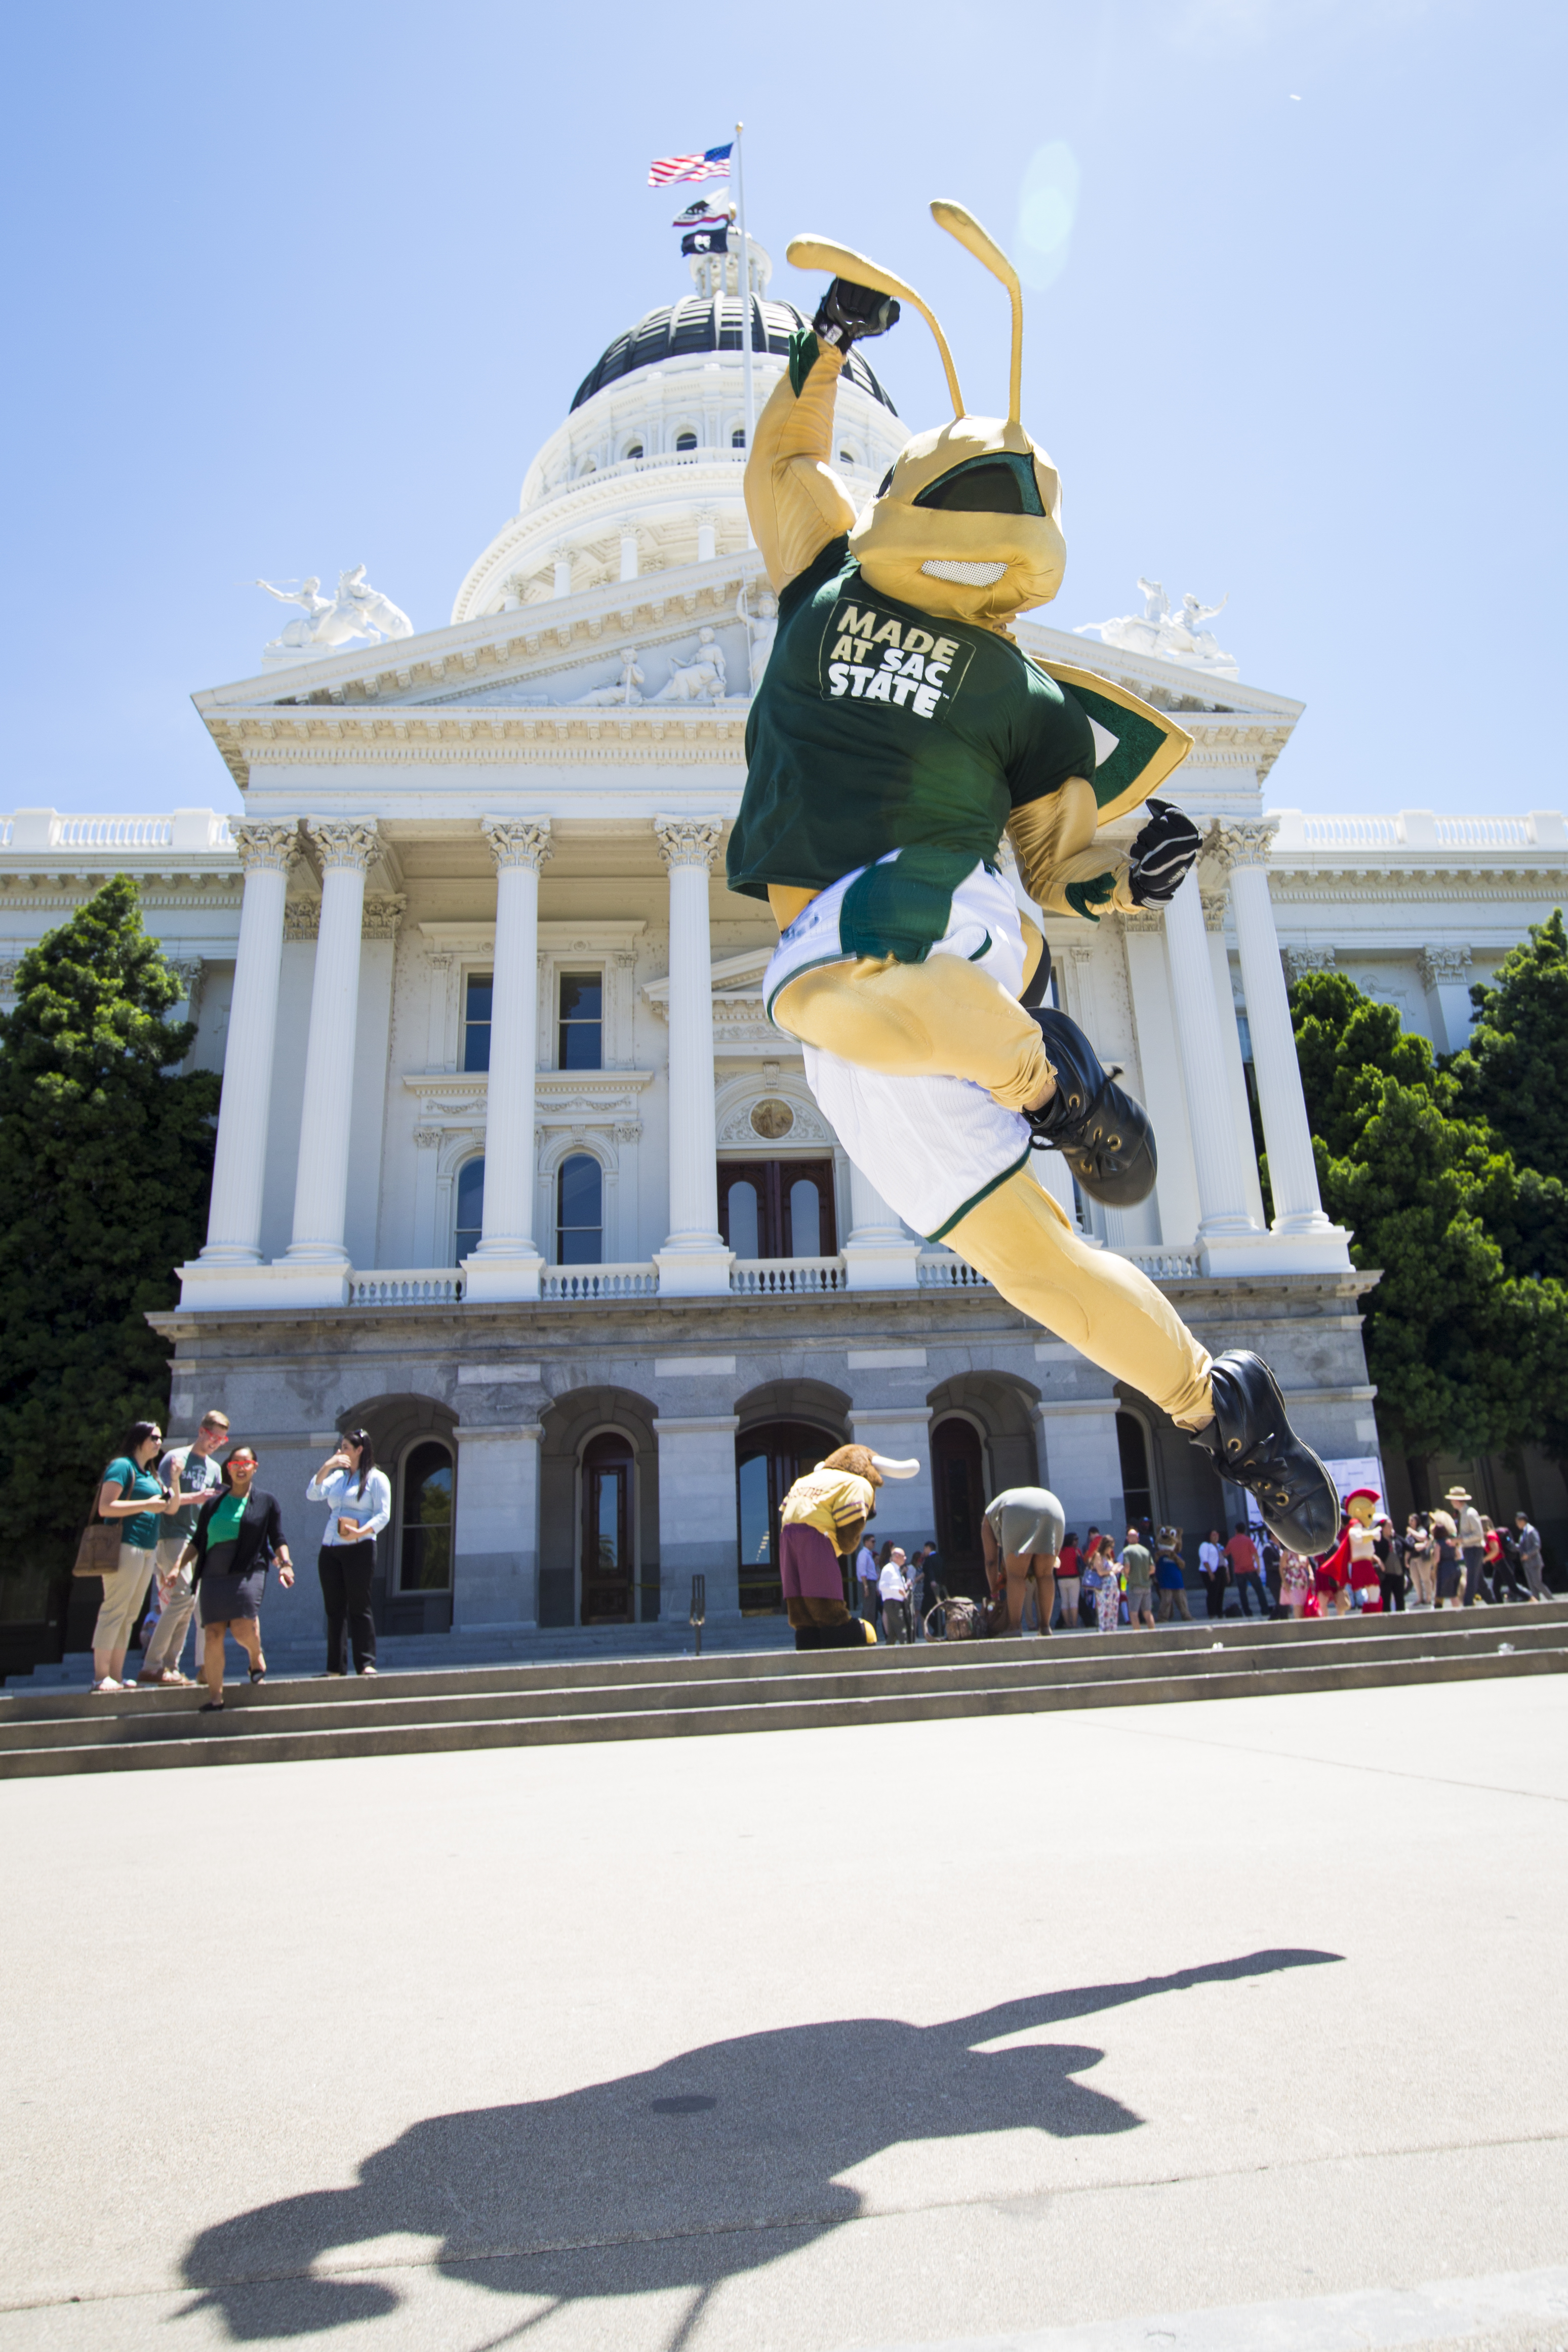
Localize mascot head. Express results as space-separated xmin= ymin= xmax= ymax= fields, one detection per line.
xmin=1345 ymin=1488 xmax=1380 ymax=1529
xmin=788 ymin=201 xmax=1066 ymax=629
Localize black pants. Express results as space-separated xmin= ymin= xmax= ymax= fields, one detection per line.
xmin=1234 ymin=1571 xmax=1270 ymax=1618
xmin=319 ymin=1540 xmax=377 ymax=1673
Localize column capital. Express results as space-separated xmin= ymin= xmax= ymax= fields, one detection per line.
xmin=1206 ymin=818 xmax=1279 ymax=873
xmin=482 ymin=817 xmax=553 ymax=873
xmin=654 ymin=815 xmax=724 ymax=873
xmin=363 ymin=893 xmax=407 ymax=939
xmin=307 ymin=818 xmax=379 ymax=871
xmin=1119 ymin=909 xmax=1165 ymax=936
xmin=1420 ymin=942 xmax=1472 ymax=987
xmin=233 ymin=820 xmax=300 ymax=876
xmin=1285 ymin=944 xmax=1337 ymax=983
xmin=1200 ymin=891 xmax=1229 ymax=934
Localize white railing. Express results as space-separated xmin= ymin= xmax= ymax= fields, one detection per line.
xmin=59 ymin=816 xmax=174 ymax=848
xmin=1435 ymin=815 xmax=1533 ymax=847
xmin=1297 ymin=815 xmax=1400 ymax=848
xmin=917 ymin=1251 xmax=990 ymax=1289
xmin=0 ymin=810 xmax=235 ymax=854
xmin=349 ymin=1269 xmax=466 ymax=1306
xmin=1122 ymin=1245 xmax=1202 ymax=1279
xmin=730 ymin=1256 xmax=847 ymax=1295
xmin=540 ymin=1262 xmax=660 ymax=1300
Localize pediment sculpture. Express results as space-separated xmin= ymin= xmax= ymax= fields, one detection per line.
xmin=1075 ymin=577 xmax=1239 ymax=679
xmin=256 ymin=565 xmax=414 ymax=664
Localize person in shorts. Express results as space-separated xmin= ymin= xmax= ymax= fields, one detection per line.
xmin=1122 ymin=1527 xmax=1156 ymax=1628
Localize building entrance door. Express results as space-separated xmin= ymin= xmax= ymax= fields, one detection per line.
xmin=932 ymin=1415 xmax=987 ymax=1600
xmin=581 ymin=1431 xmax=634 ymax=1624
xmin=735 ymin=1420 xmax=844 ymax=1616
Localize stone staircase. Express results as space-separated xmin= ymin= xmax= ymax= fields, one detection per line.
xmin=2 ymin=1603 xmax=1563 ymax=1779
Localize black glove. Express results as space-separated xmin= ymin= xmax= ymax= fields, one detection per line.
xmin=813 ymin=278 xmax=901 ymax=351
xmin=1127 ymin=799 xmax=1202 ymax=906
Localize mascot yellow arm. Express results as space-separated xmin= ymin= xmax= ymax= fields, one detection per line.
xmin=1007 ymin=783 xmax=1138 ymax=923
xmin=745 ymin=343 xmax=860 ymax=593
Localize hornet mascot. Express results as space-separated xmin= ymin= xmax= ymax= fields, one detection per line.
xmin=728 ymin=200 xmax=1338 ymax=1563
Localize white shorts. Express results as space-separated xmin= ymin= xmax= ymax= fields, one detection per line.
xmin=765 ymin=855 xmax=1033 ymax=1242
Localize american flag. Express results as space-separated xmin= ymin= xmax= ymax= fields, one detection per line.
xmin=647 ymin=141 xmax=733 ymax=188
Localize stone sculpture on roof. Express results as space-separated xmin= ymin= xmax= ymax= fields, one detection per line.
xmin=652 ymin=627 xmax=729 ymax=703
xmin=1075 ymin=578 xmax=1239 ymax=679
xmin=255 ymin=566 xmax=414 ymax=665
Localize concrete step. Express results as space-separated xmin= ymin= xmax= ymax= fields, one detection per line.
xmin=2 ymin=1604 xmax=1562 ymax=1778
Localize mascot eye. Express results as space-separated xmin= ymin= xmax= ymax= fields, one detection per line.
xmin=914 ymin=452 xmax=1046 ymax=517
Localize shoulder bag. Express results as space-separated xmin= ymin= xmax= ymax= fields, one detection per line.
xmin=73 ymin=1469 xmax=128 ymax=1579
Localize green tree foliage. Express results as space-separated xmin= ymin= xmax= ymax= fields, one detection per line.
xmin=1286 ymin=971 xmax=1568 ymax=1464
xmin=0 ymin=878 xmax=218 ymax=1584
xmin=1450 ymin=909 xmax=1568 ymax=1176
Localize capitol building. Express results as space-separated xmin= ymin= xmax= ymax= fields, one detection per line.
xmin=6 ymin=237 xmax=1565 ymax=1641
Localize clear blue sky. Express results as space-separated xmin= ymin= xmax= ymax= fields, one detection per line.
xmin=4 ymin=0 xmax=1561 ymax=818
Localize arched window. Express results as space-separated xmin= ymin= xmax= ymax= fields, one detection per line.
xmin=582 ymin=1430 xmax=634 ymax=1624
xmin=726 ymin=1179 xmax=759 ymax=1259
xmin=399 ymin=1441 xmax=453 ymax=1593
xmin=931 ymin=1416 xmax=986 ymax=1600
xmin=455 ymin=1157 xmax=484 ymax=1263
xmin=788 ymin=1178 xmax=822 ymax=1258
xmin=556 ymin=1153 xmax=602 ymax=1264
xmin=838 ymin=448 xmax=857 ymax=466
xmin=1116 ymin=1412 xmax=1154 ymax=1533
xmin=731 ymin=427 xmax=746 ymax=448
xmin=675 ymin=429 xmax=698 ymax=451
xmin=624 ymin=440 xmax=644 ymax=461
xmin=735 ymin=1420 xmax=842 ymax=1616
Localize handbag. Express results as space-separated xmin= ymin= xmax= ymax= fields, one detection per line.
xmin=72 ymin=1471 xmax=126 ymax=1580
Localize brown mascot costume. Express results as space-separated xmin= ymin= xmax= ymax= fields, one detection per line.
xmin=728 ymin=200 xmax=1338 ymax=1558
xmin=778 ymin=1444 xmax=920 ymax=1648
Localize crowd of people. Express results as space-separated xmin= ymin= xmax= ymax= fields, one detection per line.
xmin=851 ymin=1496 xmax=1553 ymax=1641
xmin=87 ymin=1410 xmax=392 ymax=1701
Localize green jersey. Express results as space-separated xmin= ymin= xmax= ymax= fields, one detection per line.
xmin=728 ymin=537 xmax=1096 ymax=905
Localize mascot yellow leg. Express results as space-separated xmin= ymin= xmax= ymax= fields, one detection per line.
xmin=947 ymin=1166 xmax=1214 ymax=1429
xmin=775 ymin=952 xmax=1053 ymax=1112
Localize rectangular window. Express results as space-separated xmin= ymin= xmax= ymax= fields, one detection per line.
xmin=463 ymin=974 xmax=493 ymax=1072
xmin=558 ymin=971 xmax=603 ymax=1069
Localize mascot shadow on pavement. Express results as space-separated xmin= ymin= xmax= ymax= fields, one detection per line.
xmin=180 ymin=1949 xmax=1338 ymax=2342
xmin=731 ymin=199 xmax=1340 ymax=1568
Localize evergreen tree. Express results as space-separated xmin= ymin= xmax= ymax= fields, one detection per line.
xmin=0 ymin=878 xmax=218 ymax=1586
xmin=1450 ymin=908 xmax=1568 ymax=1175
xmin=1286 ymin=970 xmax=1568 ymax=1468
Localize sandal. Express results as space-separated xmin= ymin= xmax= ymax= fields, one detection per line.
xmin=200 ymin=1699 xmax=225 ymax=1712
xmin=249 ymin=1665 xmax=266 ymax=1684
xmin=90 ymin=1678 xmax=122 ymax=1694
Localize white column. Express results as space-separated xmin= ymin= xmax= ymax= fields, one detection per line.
xmin=282 ymin=821 xmax=378 ymax=1295
xmin=465 ymin=819 xmax=551 ymax=1303
xmin=1204 ymin=894 xmax=1268 ymax=1231
xmin=452 ymin=1422 xmax=542 ymax=1629
xmin=1032 ymin=1396 xmax=1125 ymax=1541
xmin=619 ymin=531 xmax=639 ymax=583
xmin=1421 ymin=942 xmax=1476 ymax=1056
xmin=1220 ymin=823 xmax=1351 ymax=1268
xmin=849 ymin=1406 xmax=936 ymax=1552
xmin=1122 ymin=915 xmax=1200 ymax=1247
xmin=654 ymin=1413 xmax=741 ymax=1622
xmin=653 ymin=816 xmax=733 ymax=1295
xmin=552 ymin=547 xmax=573 ymax=599
xmin=1162 ymin=868 xmax=1261 ymax=1269
xmin=842 ymin=1158 xmax=921 ymax=1289
xmin=186 ymin=821 xmax=297 ymax=1287
xmin=696 ymin=510 xmax=717 ymax=565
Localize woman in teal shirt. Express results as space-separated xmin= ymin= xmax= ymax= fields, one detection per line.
xmin=92 ymin=1421 xmax=181 ymax=1692
xmin=189 ymin=1447 xmax=293 ymax=1709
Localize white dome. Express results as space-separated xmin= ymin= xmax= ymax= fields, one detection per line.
xmin=451 ymin=241 xmax=909 ymax=625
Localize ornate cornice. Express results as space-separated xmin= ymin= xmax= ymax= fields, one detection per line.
xmin=654 ymin=815 xmax=724 ymax=873
xmin=232 ymin=820 xmax=299 ymax=876
xmin=483 ymin=818 xmax=553 ymax=874
xmin=309 ymin=819 xmax=379 ymax=872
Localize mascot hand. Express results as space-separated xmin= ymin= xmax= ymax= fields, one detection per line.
xmin=1128 ymin=800 xmax=1202 ymax=906
xmin=813 ymin=278 xmax=901 ymax=351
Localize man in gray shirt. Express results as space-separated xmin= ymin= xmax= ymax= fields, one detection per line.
xmin=1515 ymin=1512 xmax=1548 ymax=1600
xmin=1122 ymin=1528 xmax=1155 ymax=1628
xmin=139 ymin=1410 xmax=229 ymax=1683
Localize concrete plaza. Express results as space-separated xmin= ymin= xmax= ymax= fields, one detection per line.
xmin=2 ymin=1678 xmax=1566 ymax=2352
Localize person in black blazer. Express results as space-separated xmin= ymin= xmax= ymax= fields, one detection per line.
xmin=190 ymin=1448 xmax=294 ymax=1710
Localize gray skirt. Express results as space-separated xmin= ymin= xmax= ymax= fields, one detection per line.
xmin=198 ymin=1568 xmax=266 ymax=1624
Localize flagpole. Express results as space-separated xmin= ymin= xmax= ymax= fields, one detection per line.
xmin=734 ymin=119 xmax=756 ymax=456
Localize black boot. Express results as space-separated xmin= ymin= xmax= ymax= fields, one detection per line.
xmin=795 ymin=1619 xmax=875 ymax=1650
xmin=1192 ymin=1351 xmax=1340 ymax=1556
xmin=1023 ymin=1006 xmax=1157 ymax=1208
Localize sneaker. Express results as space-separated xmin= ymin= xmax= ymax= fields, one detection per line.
xmin=1023 ymin=1006 xmax=1157 ymax=1207
xmin=1191 ymin=1350 xmax=1340 ymax=1556
xmin=358 ymin=1664 xmax=379 ymax=1677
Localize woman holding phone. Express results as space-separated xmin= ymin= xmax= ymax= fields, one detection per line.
xmin=307 ymin=1429 xmax=391 ymax=1678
